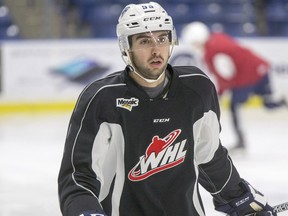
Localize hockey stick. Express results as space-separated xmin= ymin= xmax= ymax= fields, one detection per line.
xmin=244 ymin=202 xmax=288 ymax=216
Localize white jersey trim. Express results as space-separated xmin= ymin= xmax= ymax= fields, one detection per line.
xmin=91 ymin=123 xmax=125 ymax=216
xmin=193 ymin=110 xmax=220 ymax=165
xmin=179 ymin=73 xmax=210 ymax=80
xmin=70 ymin=83 xmax=126 ymax=202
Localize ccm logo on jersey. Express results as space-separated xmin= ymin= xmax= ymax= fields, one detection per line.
xmin=128 ymin=129 xmax=187 ymax=181
xmin=153 ymin=118 xmax=170 ymax=123
xmin=116 ymin=97 xmax=139 ymax=111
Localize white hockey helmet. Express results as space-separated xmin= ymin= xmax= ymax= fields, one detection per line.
xmin=181 ymin=21 xmax=210 ymax=46
xmin=116 ymin=2 xmax=178 ymax=58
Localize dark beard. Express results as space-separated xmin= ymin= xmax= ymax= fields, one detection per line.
xmin=130 ymin=52 xmax=166 ymax=80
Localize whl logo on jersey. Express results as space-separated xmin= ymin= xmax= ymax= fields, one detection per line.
xmin=128 ymin=129 xmax=187 ymax=181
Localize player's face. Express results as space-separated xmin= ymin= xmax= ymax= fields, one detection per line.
xmin=129 ymin=31 xmax=170 ymax=80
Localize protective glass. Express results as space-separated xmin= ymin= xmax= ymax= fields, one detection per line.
xmin=129 ymin=31 xmax=171 ymax=52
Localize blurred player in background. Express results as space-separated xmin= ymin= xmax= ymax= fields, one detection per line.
xmin=181 ymin=21 xmax=286 ymax=152
xmin=58 ymin=2 xmax=277 ymax=216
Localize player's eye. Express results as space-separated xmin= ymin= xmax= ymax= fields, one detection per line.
xmin=139 ymin=38 xmax=152 ymax=46
xmin=158 ymin=35 xmax=169 ymax=45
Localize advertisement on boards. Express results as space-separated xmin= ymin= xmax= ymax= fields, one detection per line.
xmin=0 ymin=38 xmax=288 ymax=105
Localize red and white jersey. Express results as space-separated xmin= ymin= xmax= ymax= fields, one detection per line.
xmin=204 ymin=33 xmax=270 ymax=94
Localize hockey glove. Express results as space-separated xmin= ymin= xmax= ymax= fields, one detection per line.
xmin=214 ymin=179 xmax=276 ymax=216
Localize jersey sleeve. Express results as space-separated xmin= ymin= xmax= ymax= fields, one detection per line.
xmin=193 ymin=77 xmax=243 ymax=203
xmin=58 ymin=84 xmax=108 ymax=216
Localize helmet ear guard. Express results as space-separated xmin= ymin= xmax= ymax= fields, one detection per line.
xmin=171 ymin=27 xmax=179 ymax=46
xmin=118 ymin=35 xmax=129 ymax=55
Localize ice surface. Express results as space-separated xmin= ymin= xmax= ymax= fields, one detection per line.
xmin=0 ymin=107 xmax=287 ymax=215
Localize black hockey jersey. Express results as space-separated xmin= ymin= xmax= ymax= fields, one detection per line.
xmin=58 ymin=65 xmax=242 ymax=216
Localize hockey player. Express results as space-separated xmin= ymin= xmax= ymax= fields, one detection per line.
xmin=181 ymin=21 xmax=286 ymax=151
xmin=58 ymin=2 xmax=276 ymax=216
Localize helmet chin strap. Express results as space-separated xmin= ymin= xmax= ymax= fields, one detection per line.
xmin=131 ymin=66 xmax=166 ymax=83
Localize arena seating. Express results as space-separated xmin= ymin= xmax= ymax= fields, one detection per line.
xmin=67 ymin=0 xmax=288 ymax=38
xmin=0 ymin=2 xmax=20 ymax=40
xmin=1 ymin=0 xmax=288 ymax=39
